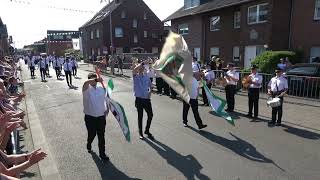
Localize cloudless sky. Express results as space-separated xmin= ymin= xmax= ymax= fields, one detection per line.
xmin=0 ymin=0 xmax=183 ymax=48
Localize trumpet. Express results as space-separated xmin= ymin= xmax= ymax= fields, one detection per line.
xmin=241 ymin=75 xmax=251 ymax=89
xmin=215 ymin=77 xmax=227 ymax=87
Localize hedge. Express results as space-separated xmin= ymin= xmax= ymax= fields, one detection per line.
xmin=251 ymin=51 xmax=301 ymax=74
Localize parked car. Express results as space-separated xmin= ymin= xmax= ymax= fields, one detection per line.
xmin=285 ymin=63 xmax=320 ymax=98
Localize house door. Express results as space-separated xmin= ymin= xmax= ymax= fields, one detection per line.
xmin=194 ymin=48 xmax=201 ymax=61
xmin=244 ymin=46 xmax=257 ymax=68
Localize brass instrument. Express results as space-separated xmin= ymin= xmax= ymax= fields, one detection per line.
xmin=241 ymin=75 xmax=251 ymax=89
xmin=215 ymin=77 xmax=227 ymax=87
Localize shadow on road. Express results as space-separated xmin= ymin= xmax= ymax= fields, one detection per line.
xmin=90 ymin=152 xmax=141 ymax=180
xmin=282 ymin=125 xmax=320 ymax=140
xmin=20 ymin=171 xmax=37 ymax=178
xmin=189 ymin=127 xmax=285 ymax=171
xmin=144 ymin=139 xmax=210 ymax=180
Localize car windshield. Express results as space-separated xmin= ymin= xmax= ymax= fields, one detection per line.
xmin=287 ymin=66 xmax=317 ymax=75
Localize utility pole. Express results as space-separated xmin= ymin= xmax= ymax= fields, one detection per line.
xmin=109 ymin=0 xmax=114 ymax=56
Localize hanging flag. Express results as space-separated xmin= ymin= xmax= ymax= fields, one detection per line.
xmin=202 ymin=80 xmax=235 ymax=126
xmin=153 ymin=32 xmax=193 ymax=103
xmin=106 ymin=79 xmax=131 ymax=142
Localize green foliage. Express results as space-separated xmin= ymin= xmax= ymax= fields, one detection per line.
xmin=64 ymin=49 xmax=83 ymax=60
xmin=251 ymin=51 xmax=301 ymax=74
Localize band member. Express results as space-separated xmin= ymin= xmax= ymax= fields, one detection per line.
xmin=183 ymin=72 xmax=207 ymax=129
xmin=59 ymin=56 xmax=65 ymax=75
xmin=155 ymin=71 xmax=164 ymax=95
xmin=246 ymin=65 xmax=262 ymax=118
xmin=192 ymin=57 xmax=201 ymax=73
xmin=71 ymin=57 xmax=78 ymax=76
xmin=45 ymin=55 xmax=50 ymax=77
xmin=27 ymin=56 xmax=35 ymax=78
xmin=224 ymin=63 xmax=239 ymax=112
xmin=82 ymin=73 xmax=109 ymax=161
xmin=202 ymin=63 xmax=215 ymax=106
xmin=117 ymin=55 xmax=124 ymax=75
xmin=63 ymin=57 xmax=73 ymax=87
xmin=52 ymin=56 xmax=61 ymax=79
xmin=267 ymin=68 xmax=288 ymax=126
xmin=132 ymin=61 xmax=154 ymax=140
xmin=38 ymin=56 xmax=47 ymax=82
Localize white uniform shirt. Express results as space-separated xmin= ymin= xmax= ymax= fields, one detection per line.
xmin=83 ymin=85 xmax=108 ymax=117
xmin=190 ymin=77 xmax=199 ymax=99
xmin=59 ymin=58 xmax=65 ymax=66
xmin=63 ymin=62 xmax=73 ymax=71
xmin=225 ymin=70 xmax=239 ymax=85
xmin=192 ymin=62 xmax=201 ymax=73
xmin=71 ymin=59 xmax=78 ymax=68
xmin=268 ymin=76 xmax=288 ymax=92
xmin=45 ymin=57 xmax=50 ymax=65
xmin=204 ymin=70 xmax=215 ymax=83
xmin=28 ymin=58 xmax=35 ymax=67
xmin=52 ymin=58 xmax=61 ymax=68
xmin=38 ymin=59 xmax=46 ymax=69
xmin=249 ymin=73 xmax=263 ymax=88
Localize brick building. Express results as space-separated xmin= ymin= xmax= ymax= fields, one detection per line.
xmin=46 ymin=30 xmax=80 ymax=56
xmin=165 ymin=0 xmax=320 ymax=68
xmin=79 ymin=0 xmax=164 ymax=60
xmin=0 ymin=17 xmax=9 ymax=58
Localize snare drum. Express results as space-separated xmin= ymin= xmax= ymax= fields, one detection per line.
xmin=266 ymin=97 xmax=281 ymax=108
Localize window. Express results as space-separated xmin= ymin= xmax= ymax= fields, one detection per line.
xmin=234 ymin=11 xmax=241 ymax=28
xmin=96 ymin=29 xmax=100 ymax=39
xmin=121 ymin=11 xmax=126 ymax=19
xmin=184 ymin=0 xmax=200 ymax=9
xmin=115 ymin=27 xmax=123 ymax=38
xmin=210 ymin=16 xmax=221 ymax=31
xmin=134 ymin=34 xmax=138 ymax=43
xmin=90 ymin=31 xmax=93 ymax=39
xmin=152 ymin=33 xmax=158 ymax=39
xmin=116 ymin=48 xmax=123 ymax=54
xmin=67 ymin=35 xmax=72 ymax=39
xmin=233 ymin=46 xmax=240 ymax=61
xmin=315 ymin=0 xmax=320 ymax=20
xmin=133 ymin=19 xmax=138 ymax=28
xmin=152 ymin=47 xmax=159 ymax=54
xmin=310 ymin=47 xmax=320 ymax=62
xmin=97 ymin=48 xmax=101 ymax=56
xmin=91 ymin=48 xmax=94 ymax=55
xmin=144 ymin=31 xmax=148 ymax=38
xmin=248 ymin=3 xmax=268 ymax=24
xmin=144 ymin=12 xmax=147 ymax=20
xmin=210 ymin=47 xmax=219 ymax=57
xmin=178 ymin=24 xmax=189 ymax=35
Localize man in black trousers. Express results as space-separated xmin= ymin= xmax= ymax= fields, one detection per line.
xmin=246 ymin=65 xmax=263 ymax=119
xmin=224 ymin=63 xmax=239 ymax=112
xmin=63 ymin=57 xmax=73 ymax=87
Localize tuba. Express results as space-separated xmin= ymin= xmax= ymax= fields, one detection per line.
xmin=241 ymin=75 xmax=251 ymax=89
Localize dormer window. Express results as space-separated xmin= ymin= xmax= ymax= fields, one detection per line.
xmin=184 ymin=0 xmax=200 ymax=9
xmin=121 ymin=11 xmax=126 ymax=19
xmin=144 ymin=12 xmax=147 ymax=20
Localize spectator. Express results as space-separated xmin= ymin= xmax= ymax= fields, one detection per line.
xmin=277 ymin=58 xmax=286 ymax=71
xmin=192 ymin=57 xmax=201 ymax=73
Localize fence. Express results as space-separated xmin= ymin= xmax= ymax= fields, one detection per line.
xmin=212 ymin=70 xmax=320 ymax=100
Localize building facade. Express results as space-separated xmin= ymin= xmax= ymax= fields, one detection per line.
xmin=79 ymin=0 xmax=164 ymax=60
xmin=165 ymin=0 xmax=320 ymax=68
xmin=0 ymin=17 xmax=9 ymax=58
xmin=46 ymin=30 xmax=80 ymax=56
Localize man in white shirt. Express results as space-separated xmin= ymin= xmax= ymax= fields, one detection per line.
xmin=246 ymin=65 xmax=263 ymax=118
xmin=192 ymin=57 xmax=201 ymax=73
xmin=45 ymin=55 xmax=50 ymax=77
xmin=202 ymin=63 xmax=215 ymax=106
xmin=267 ymin=68 xmax=288 ymax=126
xmin=71 ymin=57 xmax=79 ymax=77
xmin=224 ymin=63 xmax=239 ymax=112
xmin=27 ymin=56 xmax=35 ymax=78
xmin=182 ymin=73 xmax=207 ymax=129
xmin=38 ymin=56 xmax=47 ymax=82
xmin=52 ymin=56 xmax=61 ymax=79
xmin=63 ymin=57 xmax=73 ymax=87
xmin=82 ymin=73 xmax=109 ymax=161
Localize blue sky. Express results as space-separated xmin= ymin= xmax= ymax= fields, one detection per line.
xmin=0 ymin=0 xmax=183 ymax=48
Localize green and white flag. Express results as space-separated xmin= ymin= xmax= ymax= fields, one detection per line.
xmin=202 ymin=80 xmax=235 ymax=126
xmin=153 ymin=32 xmax=193 ymax=103
xmin=106 ymin=79 xmax=131 ymax=142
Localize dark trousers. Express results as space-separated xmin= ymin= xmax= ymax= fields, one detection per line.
xmin=271 ymin=96 xmax=284 ymax=124
xmin=55 ymin=67 xmax=61 ymax=79
xmin=30 ymin=66 xmax=35 ymax=77
xmin=202 ymin=83 xmax=212 ymax=105
xmin=183 ymin=99 xmax=204 ymax=127
xmin=248 ymin=88 xmax=260 ymax=117
xmin=72 ymin=67 xmax=77 ymax=76
xmin=163 ymin=81 xmax=170 ymax=96
xmin=170 ymin=87 xmax=177 ymax=98
xmin=84 ymin=115 xmax=106 ymax=156
xmin=45 ymin=65 xmax=50 ymax=76
xmin=40 ymin=68 xmax=46 ymax=80
xmin=65 ymin=71 xmax=72 ymax=86
xmin=225 ymin=85 xmax=236 ymax=111
xmin=156 ymin=78 xmax=163 ymax=94
xmin=135 ymin=97 xmax=153 ymax=136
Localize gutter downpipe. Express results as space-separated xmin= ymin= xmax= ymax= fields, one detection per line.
xmin=288 ymin=0 xmax=294 ymax=50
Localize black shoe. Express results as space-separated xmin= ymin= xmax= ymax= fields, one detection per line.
xmin=87 ymin=144 xmax=92 ymax=153
xmin=99 ymin=154 xmax=110 ymax=162
xmin=245 ymin=114 xmax=253 ymax=118
xmin=275 ymin=122 xmax=282 ymax=126
xmin=225 ymin=109 xmax=231 ymax=112
xmin=183 ymin=123 xmax=188 ymax=127
xmin=198 ymin=124 xmax=207 ymax=130
xmin=139 ymin=135 xmax=144 ymax=140
xmin=268 ymin=121 xmax=276 ymax=125
xmin=144 ymin=131 xmax=154 ymax=140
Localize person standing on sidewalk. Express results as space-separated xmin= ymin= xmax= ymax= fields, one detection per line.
xmin=183 ymin=72 xmax=207 ymax=129
xmin=82 ymin=73 xmax=109 ymax=161
xmin=202 ymin=63 xmax=215 ymax=106
xmin=132 ymin=61 xmax=154 ymax=140
xmin=224 ymin=63 xmax=239 ymax=112
xmin=246 ymin=65 xmax=263 ymax=119
xmin=63 ymin=57 xmax=73 ymax=87
xmin=267 ymin=68 xmax=288 ymax=126
xmin=27 ymin=56 xmax=35 ymax=78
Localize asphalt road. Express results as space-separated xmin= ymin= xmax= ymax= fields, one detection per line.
xmin=21 ymin=63 xmax=320 ymax=180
